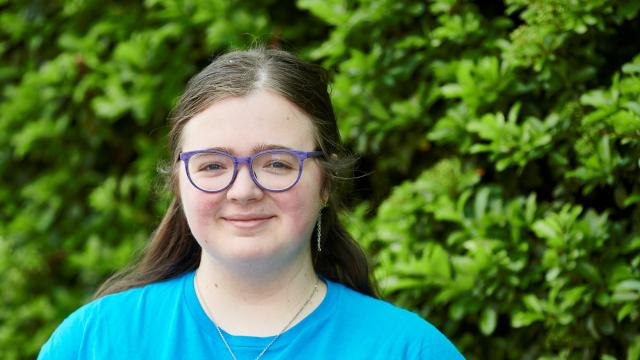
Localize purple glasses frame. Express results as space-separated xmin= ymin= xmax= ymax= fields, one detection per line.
xmin=179 ymin=149 xmax=324 ymax=193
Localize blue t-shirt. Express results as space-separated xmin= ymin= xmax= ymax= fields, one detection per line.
xmin=38 ymin=271 xmax=464 ymax=359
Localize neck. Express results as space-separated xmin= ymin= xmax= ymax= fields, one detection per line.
xmin=195 ymin=251 xmax=325 ymax=336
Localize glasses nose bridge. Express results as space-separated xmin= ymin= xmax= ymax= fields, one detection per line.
xmin=232 ymin=155 xmax=259 ymax=187
xmin=234 ymin=156 xmax=254 ymax=172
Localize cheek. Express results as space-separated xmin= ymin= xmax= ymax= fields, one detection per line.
xmin=274 ymin=185 xmax=322 ymax=233
xmin=179 ymin=173 xmax=220 ymax=222
xmin=283 ymin=169 xmax=324 ymax=220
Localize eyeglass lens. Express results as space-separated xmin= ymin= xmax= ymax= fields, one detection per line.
xmin=187 ymin=151 xmax=302 ymax=192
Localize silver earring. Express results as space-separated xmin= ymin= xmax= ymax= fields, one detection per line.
xmin=316 ymin=213 xmax=322 ymax=253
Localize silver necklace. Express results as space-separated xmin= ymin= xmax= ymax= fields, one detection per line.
xmin=194 ymin=271 xmax=319 ymax=360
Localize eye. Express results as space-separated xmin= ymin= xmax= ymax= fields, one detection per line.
xmin=189 ymin=152 xmax=233 ymax=174
xmin=265 ymin=160 xmax=293 ymax=170
xmin=200 ymin=162 xmax=226 ymax=171
xmin=254 ymin=152 xmax=299 ymax=174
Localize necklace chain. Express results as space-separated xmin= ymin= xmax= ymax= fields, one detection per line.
xmin=194 ymin=271 xmax=319 ymax=360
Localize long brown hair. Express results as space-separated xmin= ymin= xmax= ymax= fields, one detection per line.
xmin=95 ymin=48 xmax=378 ymax=298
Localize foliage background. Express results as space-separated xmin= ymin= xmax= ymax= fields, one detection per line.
xmin=1 ymin=0 xmax=640 ymax=359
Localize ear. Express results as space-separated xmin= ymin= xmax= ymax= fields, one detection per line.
xmin=320 ymin=191 xmax=329 ymax=207
xmin=319 ymin=153 xmax=337 ymax=206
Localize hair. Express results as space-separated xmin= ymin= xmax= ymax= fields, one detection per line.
xmin=94 ymin=47 xmax=378 ymax=298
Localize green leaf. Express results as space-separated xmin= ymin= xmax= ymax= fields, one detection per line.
xmin=474 ymin=187 xmax=490 ymax=219
xmin=616 ymin=303 xmax=635 ymax=322
xmin=622 ymin=63 xmax=640 ymax=74
xmin=479 ymin=307 xmax=497 ymax=335
xmin=614 ymin=279 xmax=640 ymax=293
xmin=297 ymin=0 xmax=348 ymax=25
xmin=581 ymin=89 xmax=612 ymax=107
xmin=628 ymin=336 xmax=640 ymax=360
xmin=611 ymin=292 xmax=640 ymax=302
xmin=577 ymin=262 xmax=602 ymax=284
xmin=561 ymin=286 xmax=587 ymax=309
xmin=597 ymin=135 xmax=612 ymax=171
xmin=523 ymin=294 xmax=543 ymax=313
xmin=532 ymin=220 xmax=560 ymax=242
xmin=524 ymin=193 xmax=537 ymax=224
xmin=511 ymin=311 xmax=543 ymax=328
xmin=623 ymin=193 xmax=640 ymax=207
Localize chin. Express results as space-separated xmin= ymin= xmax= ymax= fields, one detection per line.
xmin=211 ymin=240 xmax=280 ymax=262
xmin=226 ymin=242 xmax=308 ymax=267
xmin=227 ymin=246 xmax=273 ymax=261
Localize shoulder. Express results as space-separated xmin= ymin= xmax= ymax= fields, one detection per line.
xmin=70 ymin=273 xmax=186 ymax=322
xmin=327 ymin=280 xmax=464 ymax=359
xmin=330 ymin=280 xmax=429 ymax=330
xmin=38 ymin=273 xmax=191 ymax=360
xmin=89 ymin=273 xmax=188 ymax=313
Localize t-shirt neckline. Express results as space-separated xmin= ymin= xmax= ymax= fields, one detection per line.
xmin=182 ymin=271 xmax=338 ymax=350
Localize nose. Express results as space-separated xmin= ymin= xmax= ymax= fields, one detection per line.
xmin=225 ymin=162 xmax=263 ymax=202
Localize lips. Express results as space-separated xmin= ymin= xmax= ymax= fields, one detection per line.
xmin=222 ymin=214 xmax=275 ymax=228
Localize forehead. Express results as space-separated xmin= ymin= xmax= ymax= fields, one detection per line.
xmin=181 ymin=90 xmax=317 ymax=153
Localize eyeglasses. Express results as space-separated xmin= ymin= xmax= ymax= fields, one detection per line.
xmin=179 ymin=149 xmax=323 ymax=193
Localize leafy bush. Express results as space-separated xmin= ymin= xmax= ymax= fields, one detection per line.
xmin=300 ymin=0 xmax=640 ymax=357
xmin=1 ymin=0 xmax=639 ymax=359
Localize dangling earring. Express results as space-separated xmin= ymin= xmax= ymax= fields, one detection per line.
xmin=316 ymin=213 xmax=322 ymax=253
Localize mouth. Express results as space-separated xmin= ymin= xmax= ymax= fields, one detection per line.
xmin=222 ymin=215 xmax=275 ymax=228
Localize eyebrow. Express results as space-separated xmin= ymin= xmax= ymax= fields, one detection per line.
xmin=202 ymin=144 xmax=293 ymax=155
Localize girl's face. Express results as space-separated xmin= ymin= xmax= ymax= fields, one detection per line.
xmin=178 ymin=90 xmax=325 ymax=269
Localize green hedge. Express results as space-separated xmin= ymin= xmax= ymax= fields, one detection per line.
xmin=1 ymin=1 xmax=639 ymax=359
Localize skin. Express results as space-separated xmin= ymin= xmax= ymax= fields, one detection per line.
xmin=178 ymin=89 xmax=327 ymax=336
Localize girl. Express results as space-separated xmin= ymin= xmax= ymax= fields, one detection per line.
xmin=39 ymin=48 xmax=463 ymax=360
